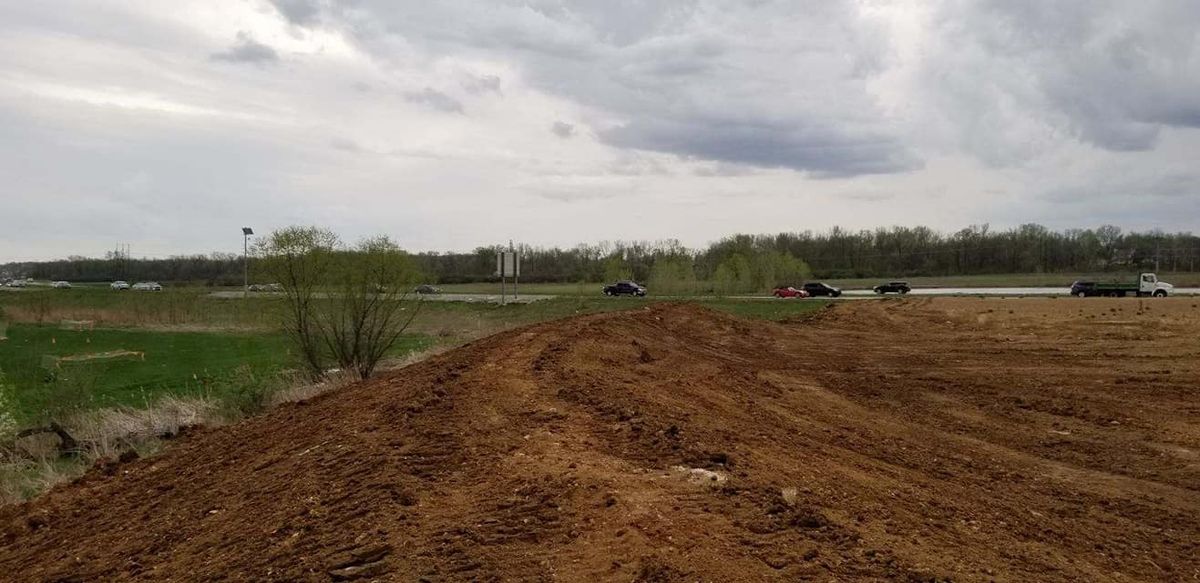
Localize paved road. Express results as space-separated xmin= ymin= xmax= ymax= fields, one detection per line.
xmin=843 ymin=286 xmax=1200 ymax=296
xmin=210 ymin=288 xmax=1199 ymax=302
xmin=734 ymin=286 xmax=1200 ymax=300
xmin=208 ymin=291 xmax=556 ymax=303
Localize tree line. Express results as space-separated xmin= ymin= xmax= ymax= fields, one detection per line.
xmin=4 ymin=224 xmax=1198 ymax=290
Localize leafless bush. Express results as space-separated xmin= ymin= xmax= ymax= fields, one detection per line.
xmin=257 ymin=227 xmax=423 ymax=380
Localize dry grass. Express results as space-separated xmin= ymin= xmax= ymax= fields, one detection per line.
xmin=264 ymin=369 xmax=360 ymax=408
xmin=266 ymin=344 xmax=451 ymax=407
xmin=0 ymin=456 xmax=78 ymax=506
xmin=0 ymin=395 xmax=226 ymax=505
xmin=68 ymin=396 xmax=224 ymax=449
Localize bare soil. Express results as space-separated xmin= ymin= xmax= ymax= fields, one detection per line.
xmin=3 ymin=298 xmax=1199 ymax=582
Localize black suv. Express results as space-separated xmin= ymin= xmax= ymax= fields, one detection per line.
xmin=802 ymin=282 xmax=842 ymax=297
xmin=873 ymin=281 xmax=911 ymax=294
xmin=603 ymin=281 xmax=646 ymax=297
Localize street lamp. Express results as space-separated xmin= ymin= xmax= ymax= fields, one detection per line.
xmin=242 ymin=227 xmax=254 ymax=298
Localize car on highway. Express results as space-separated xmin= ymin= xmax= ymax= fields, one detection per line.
xmin=1069 ymin=281 xmax=1100 ymax=297
xmin=603 ymin=281 xmax=646 ymax=297
xmin=414 ymin=284 xmax=442 ymax=295
xmin=772 ymin=286 xmax=810 ymax=298
xmin=111 ymin=280 xmax=130 ymax=290
xmin=6 ymin=279 xmax=27 ymax=288
xmin=131 ymin=281 xmax=163 ymax=291
xmin=52 ymin=281 xmax=72 ymax=289
xmin=801 ymin=282 xmax=842 ymax=297
xmin=873 ymin=281 xmax=911 ymax=294
xmin=248 ymin=283 xmax=283 ymax=292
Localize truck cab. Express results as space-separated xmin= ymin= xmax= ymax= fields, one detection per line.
xmin=1139 ymin=273 xmax=1173 ymax=297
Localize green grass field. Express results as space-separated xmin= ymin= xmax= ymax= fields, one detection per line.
xmin=0 ymin=287 xmax=280 ymax=330
xmin=0 ymin=324 xmax=431 ymax=424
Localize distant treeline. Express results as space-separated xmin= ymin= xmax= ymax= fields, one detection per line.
xmin=4 ymin=225 xmax=1198 ymax=289
xmin=2 ymin=252 xmax=246 ymax=286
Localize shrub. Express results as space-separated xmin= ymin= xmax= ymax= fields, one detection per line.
xmin=257 ymin=227 xmax=423 ymax=380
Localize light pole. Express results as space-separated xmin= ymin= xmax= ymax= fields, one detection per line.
xmin=242 ymin=227 xmax=254 ymax=298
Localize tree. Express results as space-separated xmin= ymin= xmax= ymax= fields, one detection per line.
xmin=713 ymin=253 xmax=752 ymax=295
xmin=1096 ymin=225 xmax=1122 ymax=267
xmin=753 ymin=251 xmax=810 ymax=290
xmin=256 ymin=226 xmax=339 ymax=377
xmin=648 ymin=256 xmax=696 ymax=295
xmin=317 ymin=236 xmax=423 ymax=379
xmin=257 ymin=227 xmax=422 ymax=380
xmin=603 ymin=255 xmax=632 ymax=283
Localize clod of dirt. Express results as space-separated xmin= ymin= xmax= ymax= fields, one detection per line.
xmin=673 ymin=466 xmax=728 ymax=487
xmin=329 ymin=560 xmax=388 ymax=581
xmin=633 ymin=340 xmax=655 ymax=363
xmin=780 ymin=487 xmax=799 ymax=506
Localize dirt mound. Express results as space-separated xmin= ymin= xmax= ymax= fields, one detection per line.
xmin=3 ymin=300 xmax=1199 ymax=581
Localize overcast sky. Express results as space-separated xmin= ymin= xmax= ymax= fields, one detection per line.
xmin=2 ymin=1 xmax=1198 ymax=261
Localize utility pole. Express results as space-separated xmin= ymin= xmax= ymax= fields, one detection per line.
xmin=242 ymin=227 xmax=254 ymax=298
xmin=510 ymin=239 xmax=518 ymax=300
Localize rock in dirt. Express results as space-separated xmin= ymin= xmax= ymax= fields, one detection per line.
xmin=329 ymin=560 xmax=388 ymax=581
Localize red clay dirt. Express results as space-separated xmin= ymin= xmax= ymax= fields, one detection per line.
xmin=2 ymin=298 xmax=1199 ymax=582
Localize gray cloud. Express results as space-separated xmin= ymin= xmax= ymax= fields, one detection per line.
xmin=1041 ymin=172 xmax=1200 ymax=205
xmin=550 ymin=121 xmax=574 ymax=138
xmin=329 ymin=137 xmax=362 ymax=153
xmin=271 ymin=0 xmax=321 ymax=27
xmin=919 ymin=0 xmax=1200 ymax=157
xmin=298 ymin=1 xmax=919 ymax=176
xmin=602 ymin=117 xmax=920 ymax=178
xmin=3 ymin=0 xmax=1200 ymax=261
xmin=404 ymin=87 xmax=464 ymax=114
xmin=461 ymin=74 xmax=501 ymax=95
xmin=210 ymin=32 xmax=279 ymax=65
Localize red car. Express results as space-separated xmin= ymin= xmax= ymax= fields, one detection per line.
xmin=772 ymin=286 xmax=810 ymax=298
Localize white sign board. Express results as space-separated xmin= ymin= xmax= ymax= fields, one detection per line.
xmin=496 ymin=252 xmax=520 ymax=277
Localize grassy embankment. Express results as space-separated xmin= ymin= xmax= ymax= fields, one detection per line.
xmin=0 ymin=288 xmax=831 ymax=423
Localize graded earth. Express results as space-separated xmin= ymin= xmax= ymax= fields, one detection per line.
xmin=3 ymin=298 xmax=1198 ymax=581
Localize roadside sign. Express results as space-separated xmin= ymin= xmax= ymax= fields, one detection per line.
xmin=496 ymin=250 xmax=521 ymax=305
xmin=496 ymin=252 xmax=520 ymax=277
